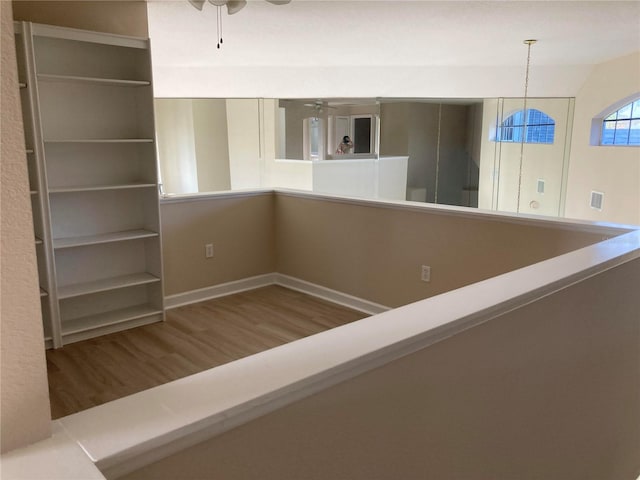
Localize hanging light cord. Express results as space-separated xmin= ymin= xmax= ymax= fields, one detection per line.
xmin=434 ymin=102 xmax=442 ymax=204
xmin=217 ymin=6 xmax=224 ymax=48
xmin=516 ymin=39 xmax=536 ymax=213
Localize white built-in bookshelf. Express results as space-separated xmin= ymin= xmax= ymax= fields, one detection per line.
xmin=14 ymin=22 xmax=165 ymax=348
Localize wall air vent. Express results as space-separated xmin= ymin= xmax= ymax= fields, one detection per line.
xmin=536 ymin=179 xmax=545 ymax=194
xmin=590 ymin=191 xmax=604 ymax=211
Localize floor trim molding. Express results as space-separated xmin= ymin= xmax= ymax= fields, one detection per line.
xmin=273 ymin=274 xmax=390 ymax=315
xmin=164 ymin=273 xmax=390 ymax=315
xmin=164 ymin=273 xmax=278 ymax=309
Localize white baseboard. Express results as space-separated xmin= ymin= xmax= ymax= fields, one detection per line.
xmin=164 ymin=273 xmax=390 ymax=315
xmin=273 ymin=274 xmax=390 ymax=315
xmin=164 ymin=273 xmax=277 ymax=309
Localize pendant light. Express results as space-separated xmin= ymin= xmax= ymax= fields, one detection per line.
xmin=516 ymin=39 xmax=537 ymax=213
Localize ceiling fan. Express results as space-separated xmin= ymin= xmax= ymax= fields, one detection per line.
xmin=303 ymin=100 xmax=337 ymax=114
xmin=189 ymin=0 xmax=291 ymax=15
xmin=189 ymin=0 xmax=291 ymax=48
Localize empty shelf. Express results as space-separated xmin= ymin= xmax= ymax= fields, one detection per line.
xmin=44 ymin=139 xmax=154 ymax=144
xmin=57 ymin=272 xmax=160 ymax=299
xmin=61 ymin=304 xmax=163 ymax=336
xmin=38 ymin=73 xmax=150 ymax=87
xmin=49 ymin=182 xmax=156 ymax=193
xmin=53 ymin=229 xmax=158 ymax=249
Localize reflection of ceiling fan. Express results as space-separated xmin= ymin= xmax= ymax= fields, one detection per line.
xmin=189 ymin=0 xmax=291 ymax=15
xmin=303 ymin=100 xmax=337 ymax=114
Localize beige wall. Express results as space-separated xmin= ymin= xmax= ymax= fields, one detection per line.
xmin=226 ymin=99 xmax=262 ymax=189
xmin=379 ymin=102 xmax=410 ymax=157
xmin=193 ymin=100 xmax=231 ymax=192
xmin=467 ymin=102 xmax=483 ymax=168
xmin=161 ymin=194 xmax=276 ymax=296
xmin=408 ymin=103 xmax=440 ymax=200
xmin=155 ymin=99 xmax=232 ymax=194
xmin=565 ymin=51 xmax=640 ymax=226
xmin=0 ymin=1 xmax=51 ymax=453
xmin=155 ymin=99 xmax=198 ymax=193
xmin=478 ymin=98 xmax=500 ymax=210
xmin=12 ymin=0 xmax=148 ymax=37
xmin=123 ymin=256 xmax=640 ymax=480
xmin=261 ymin=99 xmax=313 ymax=190
xmin=275 ymin=195 xmax=603 ymax=308
xmin=436 ymin=104 xmax=472 ymax=206
xmin=160 ymin=192 xmax=604 ymax=307
xmin=280 ymin=100 xmax=323 ymax=160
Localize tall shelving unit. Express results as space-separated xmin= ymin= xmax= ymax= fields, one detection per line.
xmin=14 ymin=22 xmax=165 ymax=348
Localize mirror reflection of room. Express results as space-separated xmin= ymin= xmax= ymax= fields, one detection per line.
xmin=154 ymin=96 xmax=577 ymax=214
xmin=277 ymin=98 xmax=379 ymax=160
xmin=379 ymin=99 xmax=483 ymax=208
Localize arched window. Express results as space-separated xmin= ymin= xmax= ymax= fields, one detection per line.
xmin=601 ymin=98 xmax=640 ymax=146
xmin=494 ymin=109 xmax=555 ymax=144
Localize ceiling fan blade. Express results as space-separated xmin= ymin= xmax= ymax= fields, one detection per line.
xmin=188 ymin=0 xmax=206 ymax=10
xmin=226 ymin=0 xmax=247 ymax=14
xmin=265 ymin=0 xmax=292 ymax=4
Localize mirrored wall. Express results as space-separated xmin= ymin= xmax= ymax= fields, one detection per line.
xmin=154 ymin=97 xmax=574 ymax=217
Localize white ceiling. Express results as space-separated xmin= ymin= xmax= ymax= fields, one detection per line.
xmin=149 ymin=1 xmax=640 ymax=68
xmin=147 ymin=1 xmax=640 ymax=97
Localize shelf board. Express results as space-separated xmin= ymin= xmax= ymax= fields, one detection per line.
xmin=49 ymin=182 xmax=157 ymax=193
xmin=30 ymin=22 xmax=149 ymax=49
xmin=40 ymin=288 xmax=48 ymax=297
xmin=26 ymin=148 xmax=34 ymax=154
xmin=35 ymin=237 xmax=43 ymax=245
xmin=19 ymin=82 xmax=27 ymax=89
xmin=38 ymin=73 xmax=151 ymax=87
xmin=30 ymin=190 xmax=38 ymax=195
xmin=61 ymin=304 xmax=163 ymax=336
xmin=53 ymin=229 xmax=158 ymax=249
xmin=58 ymin=272 xmax=160 ymax=299
xmin=44 ymin=139 xmax=154 ymax=144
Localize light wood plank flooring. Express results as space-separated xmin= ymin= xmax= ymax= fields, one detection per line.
xmin=46 ymin=285 xmax=367 ymax=419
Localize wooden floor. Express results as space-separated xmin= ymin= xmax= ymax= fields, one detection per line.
xmin=46 ymin=285 xmax=367 ymax=419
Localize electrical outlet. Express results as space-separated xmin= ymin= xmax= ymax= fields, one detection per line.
xmin=421 ymin=265 xmax=431 ymax=282
xmin=205 ymin=243 xmax=214 ymax=258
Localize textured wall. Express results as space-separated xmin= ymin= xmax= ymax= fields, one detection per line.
xmin=0 ymin=1 xmax=51 ymax=453
xmin=0 ymin=2 xmax=152 ymax=453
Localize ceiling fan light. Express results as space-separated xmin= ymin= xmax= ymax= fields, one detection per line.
xmin=209 ymin=0 xmax=228 ymax=5
xmin=226 ymin=0 xmax=247 ymax=14
xmin=188 ymin=0 xmax=206 ymax=10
